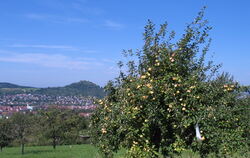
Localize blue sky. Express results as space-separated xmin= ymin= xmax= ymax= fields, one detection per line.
xmin=0 ymin=0 xmax=249 ymax=87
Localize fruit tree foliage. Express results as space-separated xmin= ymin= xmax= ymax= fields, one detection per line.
xmin=90 ymin=8 xmax=248 ymax=158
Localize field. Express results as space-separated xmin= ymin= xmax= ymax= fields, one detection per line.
xmin=0 ymin=145 xmax=125 ymax=158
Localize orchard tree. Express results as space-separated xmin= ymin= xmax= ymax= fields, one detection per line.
xmin=41 ymin=108 xmax=88 ymax=148
xmin=60 ymin=110 xmax=88 ymax=145
xmin=236 ymin=91 xmax=250 ymax=149
xmin=41 ymin=108 xmax=64 ymax=149
xmin=90 ymin=8 xmax=248 ymax=158
xmin=0 ymin=118 xmax=12 ymax=152
xmin=11 ymin=112 xmax=33 ymax=155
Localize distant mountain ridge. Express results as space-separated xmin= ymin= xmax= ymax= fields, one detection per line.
xmin=0 ymin=80 xmax=106 ymax=98
xmin=0 ymin=82 xmax=33 ymax=88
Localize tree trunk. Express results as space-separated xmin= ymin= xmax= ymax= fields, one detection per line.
xmin=151 ymin=126 xmax=161 ymax=152
xmin=21 ymin=143 xmax=24 ymax=155
xmin=0 ymin=146 xmax=2 ymax=152
xmin=53 ymin=138 xmax=56 ymax=149
xmin=149 ymin=125 xmax=162 ymax=158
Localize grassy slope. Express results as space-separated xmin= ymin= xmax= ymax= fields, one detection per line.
xmin=0 ymin=145 xmax=124 ymax=158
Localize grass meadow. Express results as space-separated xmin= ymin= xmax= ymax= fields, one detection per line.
xmin=0 ymin=145 xmax=125 ymax=158
xmin=0 ymin=144 xmax=249 ymax=158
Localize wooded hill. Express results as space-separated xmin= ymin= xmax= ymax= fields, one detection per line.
xmin=0 ymin=80 xmax=106 ymax=98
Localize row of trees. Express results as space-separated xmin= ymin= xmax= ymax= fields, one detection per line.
xmin=0 ymin=109 xmax=88 ymax=154
xmin=90 ymin=8 xmax=249 ymax=158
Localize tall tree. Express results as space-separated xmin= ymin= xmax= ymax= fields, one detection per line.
xmin=60 ymin=112 xmax=88 ymax=145
xmin=0 ymin=118 xmax=12 ymax=152
xmin=90 ymin=8 xmax=248 ymax=158
xmin=11 ymin=112 xmax=32 ymax=155
xmin=41 ymin=108 xmax=63 ymax=149
xmin=41 ymin=108 xmax=88 ymax=148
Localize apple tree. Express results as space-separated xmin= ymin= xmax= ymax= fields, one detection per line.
xmin=90 ymin=8 xmax=248 ymax=158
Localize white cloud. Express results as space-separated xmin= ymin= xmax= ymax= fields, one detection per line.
xmin=9 ymin=44 xmax=79 ymax=51
xmin=25 ymin=13 xmax=88 ymax=24
xmin=104 ymin=20 xmax=124 ymax=30
xmin=66 ymin=17 xmax=88 ymax=23
xmin=25 ymin=14 xmax=46 ymax=20
xmin=71 ymin=0 xmax=104 ymax=15
xmin=0 ymin=52 xmax=106 ymax=70
xmin=8 ymin=44 xmax=97 ymax=53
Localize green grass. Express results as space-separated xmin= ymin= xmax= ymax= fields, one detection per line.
xmin=0 ymin=145 xmax=248 ymax=158
xmin=0 ymin=144 xmax=125 ymax=158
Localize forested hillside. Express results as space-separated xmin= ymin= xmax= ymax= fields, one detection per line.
xmin=0 ymin=81 xmax=106 ymax=98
